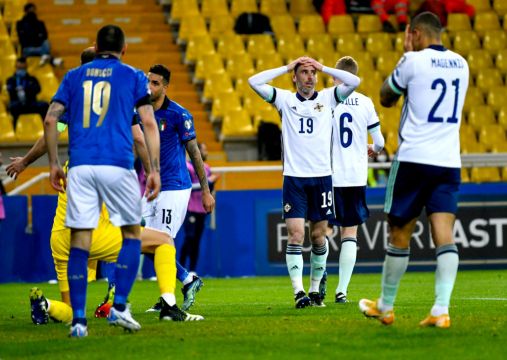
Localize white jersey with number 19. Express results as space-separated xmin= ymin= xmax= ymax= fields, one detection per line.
xmin=388 ymin=45 xmax=469 ymax=168
xmin=271 ymin=88 xmax=339 ymax=177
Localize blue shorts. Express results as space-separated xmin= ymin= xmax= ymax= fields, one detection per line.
xmin=282 ymin=175 xmax=335 ymax=222
xmin=330 ymin=186 xmax=369 ymax=227
xmin=384 ymin=161 xmax=460 ymax=225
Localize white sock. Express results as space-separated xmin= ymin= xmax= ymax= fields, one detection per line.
xmin=161 ymin=293 xmax=176 ymax=306
xmin=379 ymin=244 xmax=410 ymax=310
xmin=433 ymin=244 xmax=459 ymax=315
xmin=309 ymin=241 xmax=328 ymax=293
xmin=286 ymin=244 xmax=304 ymax=294
xmin=182 ymin=273 xmax=193 ymax=285
xmin=336 ymin=237 xmax=357 ymax=295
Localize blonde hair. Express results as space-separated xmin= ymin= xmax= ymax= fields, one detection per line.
xmin=335 ymin=56 xmax=359 ymax=75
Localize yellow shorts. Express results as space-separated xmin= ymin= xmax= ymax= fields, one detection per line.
xmin=51 ymin=219 xmax=122 ymax=292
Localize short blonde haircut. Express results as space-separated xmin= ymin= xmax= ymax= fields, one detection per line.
xmin=335 ymin=56 xmax=359 ymax=75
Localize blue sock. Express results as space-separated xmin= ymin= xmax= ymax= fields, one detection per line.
xmin=101 ymin=262 xmax=116 ymax=289
xmin=68 ymin=247 xmax=89 ymax=323
xmin=176 ymin=260 xmax=190 ymax=283
xmin=113 ymin=238 xmax=141 ymax=310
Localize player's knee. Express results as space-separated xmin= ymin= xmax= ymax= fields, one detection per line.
xmin=121 ymin=224 xmax=141 ymax=239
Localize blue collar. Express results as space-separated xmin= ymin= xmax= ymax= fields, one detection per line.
xmin=428 ymin=44 xmax=446 ymax=52
xmin=296 ymin=91 xmax=318 ymax=102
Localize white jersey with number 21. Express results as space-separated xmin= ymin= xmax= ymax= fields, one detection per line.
xmin=388 ymin=45 xmax=469 ymax=168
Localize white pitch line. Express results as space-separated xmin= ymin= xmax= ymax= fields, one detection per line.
xmin=459 ymin=297 xmax=507 ymax=301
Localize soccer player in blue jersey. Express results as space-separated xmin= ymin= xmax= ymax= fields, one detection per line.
xmin=44 ymin=25 xmax=161 ymax=337
xmin=139 ymin=64 xmax=215 ymax=317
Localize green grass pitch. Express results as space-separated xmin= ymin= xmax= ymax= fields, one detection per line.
xmin=0 ymin=270 xmax=506 ymax=359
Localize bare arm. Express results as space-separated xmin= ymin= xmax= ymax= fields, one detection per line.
xmin=132 ymin=123 xmax=151 ymax=176
xmin=137 ymin=104 xmax=161 ymax=201
xmin=185 ymin=138 xmax=215 ymax=213
xmin=6 ymin=135 xmax=47 ymax=178
xmin=380 ymin=79 xmax=401 ymax=107
xmin=43 ymin=102 xmax=66 ymax=192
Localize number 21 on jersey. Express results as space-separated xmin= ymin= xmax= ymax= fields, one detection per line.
xmin=82 ymin=80 xmax=111 ymax=128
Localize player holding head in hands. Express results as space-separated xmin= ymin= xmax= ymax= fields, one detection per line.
xmin=358 ymin=12 xmax=469 ymax=328
xmin=249 ymin=56 xmax=360 ymax=308
xmin=44 ymin=25 xmax=161 ymax=337
xmin=329 ymin=56 xmax=385 ymax=304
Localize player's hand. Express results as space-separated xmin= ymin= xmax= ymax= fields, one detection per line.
xmin=49 ymin=164 xmax=66 ymax=193
xmin=144 ymin=171 xmax=161 ymax=202
xmin=303 ymin=57 xmax=323 ymax=71
xmin=367 ymin=144 xmax=379 ymax=158
xmin=6 ymin=157 xmax=27 ymax=179
xmin=403 ymin=23 xmax=413 ymax=52
xmin=202 ymin=191 xmax=215 ymax=213
xmin=286 ymin=57 xmax=307 ymax=72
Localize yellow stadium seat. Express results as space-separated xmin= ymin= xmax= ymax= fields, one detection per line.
xmin=446 ymin=13 xmax=472 ymax=33
xmin=230 ymin=0 xmax=258 ymax=18
xmin=225 ymin=52 xmax=255 ymax=80
xmin=306 ymin=34 xmax=334 ymax=58
xmin=185 ymin=35 xmax=215 ymax=65
xmin=271 ymin=74 xmax=294 ymax=90
xmin=290 ymin=0 xmax=317 ymax=17
xmin=221 ymin=108 xmax=256 ymax=139
xmin=502 ymin=166 xmax=507 ymax=181
xmin=169 ymin=0 xmax=200 ymax=24
xmin=260 ymin=0 xmax=288 ymax=15
xmin=336 ymin=33 xmax=364 ymax=53
xmin=495 ymin=49 xmax=507 ymax=75
xmin=491 ymin=142 xmax=507 ymax=152
xmin=482 ymin=30 xmax=507 ymax=55
xmin=201 ymin=0 xmax=229 ymax=19
xmin=475 ymin=68 xmax=503 ymax=94
xmin=495 ymin=1 xmax=507 ymax=16
xmin=467 ymin=105 xmax=496 ymax=131
xmin=357 ymin=70 xmax=383 ymax=95
xmin=473 ymin=12 xmax=501 ymax=37
xmin=243 ymin=93 xmax=272 ymax=117
xmin=347 ymin=51 xmax=375 ymax=72
xmin=486 ymin=86 xmax=507 ymax=113
xmin=0 ymin=113 xmax=16 ymax=143
xmin=16 ymin=113 xmax=43 ymax=142
xmin=441 ymin=32 xmax=452 ymax=49
xmin=478 ymin=124 xmax=506 ymax=151
xmin=357 ymin=15 xmax=382 ymax=34
xmin=365 ymin=33 xmax=394 ymax=55
xmin=254 ymin=106 xmax=281 ymax=129
xmin=466 ymin=49 xmax=493 ymax=76
xmin=467 ymin=0 xmax=491 ymax=13
xmin=470 ymin=167 xmax=501 ymax=183
xmin=234 ymin=76 xmax=257 ymax=99
xmin=452 ymin=31 xmax=480 ymax=56
xmin=177 ymin=15 xmax=208 ymax=45
xmin=463 ymin=86 xmax=485 ymax=115
xmin=318 ymin=52 xmax=340 ymax=69
xmin=209 ymin=15 xmax=235 ymax=40
xmin=497 ymin=106 xmax=507 ymax=128
xmin=460 ymin=123 xmax=477 ymax=142
xmin=2 ymin=0 xmax=24 ymax=25
xmin=376 ymin=51 xmax=402 ymax=78
xmin=202 ymin=72 xmax=234 ymax=103
xmin=194 ymin=53 xmax=225 ymax=83
xmin=328 ymin=15 xmax=355 ymax=38
xmin=256 ymin=52 xmax=283 ymax=71
xmin=383 ymin=131 xmax=398 ymax=155
xmin=277 ymin=35 xmax=305 ymax=61
xmin=38 ymin=75 xmax=60 ymax=103
xmin=247 ymin=34 xmax=276 ymax=60
xmin=461 ymin=168 xmax=470 ymax=183
xmin=461 ymin=138 xmax=486 ymax=153
xmin=211 ymin=91 xmax=242 ymax=123
xmin=298 ymin=15 xmax=326 ymax=39
xmin=270 ymin=14 xmax=297 ymax=37
xmin=217 ymin=34 xmax=246 ymax=59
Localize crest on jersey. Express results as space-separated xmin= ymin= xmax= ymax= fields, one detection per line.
xmin=284 ymin=203 xmax=291 ymax=213
xmin=314 ymin=103 xmax=324 ymax=112
xmin=159 ymin=119 xmax=167 ymax=131
xmin=184 ymin=119 xmax=192 ymax=130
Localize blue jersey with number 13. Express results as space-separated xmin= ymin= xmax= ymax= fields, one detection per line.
xmin=53 ymin=54 xmax=149 ymax=170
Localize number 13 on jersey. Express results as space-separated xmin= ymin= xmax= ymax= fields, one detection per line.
xmin=82 ymin=80 xmax=111 ymax=128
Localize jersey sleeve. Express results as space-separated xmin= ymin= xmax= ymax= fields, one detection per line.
xmin=177 ymin=109 xmax=196 ymax=142
xmin=133 ymin=70 xmax=150 ymax=106
xmin=272 ymin=88 xmax=290 ymax=110
xmin=52 ymin=72 xmax=71 ymax=107
xmin=388 ymin=52 xmax=415 ymax=95
xmin=366 ymin=98 xmax=381 ymax=132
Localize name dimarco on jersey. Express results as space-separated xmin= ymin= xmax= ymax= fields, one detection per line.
xmin=86 ymin=68 xmax=113 ymax=77
xmin=431 ymin=58 xmax=465 ymax=69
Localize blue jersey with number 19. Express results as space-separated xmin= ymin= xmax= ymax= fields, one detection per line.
xmin=52 ymin=54 xmax=149 ymax=170
xmin=388 ymin=45 xmax=469 ymax=168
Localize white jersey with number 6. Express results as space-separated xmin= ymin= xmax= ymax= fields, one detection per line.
xmin=388 ymin=45 xmax=469 ymax=168
xmin=332 ymin=91 xmax=381 ymax=187
xmin=271 ymin=88 xmax=339 ymax=177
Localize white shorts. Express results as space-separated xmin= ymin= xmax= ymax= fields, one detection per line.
xmin=66 ymin=165 xmax=142 ymax=229
xmin=142 ymin=188 xmax=191 ymax=238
